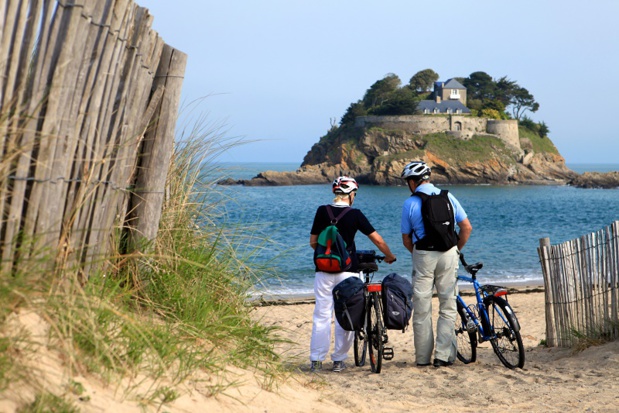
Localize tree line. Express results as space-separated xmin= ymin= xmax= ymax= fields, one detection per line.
xmin=339 ymin=69 xmax=548 ymax=137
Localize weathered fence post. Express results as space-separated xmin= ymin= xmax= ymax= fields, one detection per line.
xmin=538 ymin=237 xmax=557 ymax=347
xmin=127 ymin=44 xmax=188 ymax=250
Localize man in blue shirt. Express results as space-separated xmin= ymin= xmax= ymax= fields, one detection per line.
xmin=400 ymin=161 xmax=472 ymax=367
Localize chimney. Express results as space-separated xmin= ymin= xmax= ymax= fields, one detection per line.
xmin=436 ymin=95 xmax=441 ymax=103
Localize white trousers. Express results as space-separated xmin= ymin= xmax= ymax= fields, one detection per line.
xmin=411 ymin=247 xmax=459 ymax=364
xmin=309 ymin=271 xmax=356 ymax=362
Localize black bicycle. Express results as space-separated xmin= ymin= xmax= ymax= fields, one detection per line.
xmin=455 ymin=253 xmax=525 ymax=369
xmin=353 ymin=250 xmax=394 ymax=373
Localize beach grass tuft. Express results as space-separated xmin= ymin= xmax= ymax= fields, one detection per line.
xmin=0 ymin=112 xmax=287 ymax=408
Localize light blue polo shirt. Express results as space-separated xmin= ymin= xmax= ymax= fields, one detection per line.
xmin=400 ymin=183 xmax=467 ymax=243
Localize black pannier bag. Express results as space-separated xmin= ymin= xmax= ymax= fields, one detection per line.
xmin=381 ymin=273 xmax=413 ymax=331
xmin=332 ymin=276 xmax=366 ymax=331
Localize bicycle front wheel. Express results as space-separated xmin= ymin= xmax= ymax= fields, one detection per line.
xmin=485 ymin=295 xmax=525 ymax=369
xmin=354 ymin=329 xmax=367 ymax=367
xmin=367 ymin=294 xmax=384 ymax=373
xmin=456 ymin=299 xmax=477 ymax=364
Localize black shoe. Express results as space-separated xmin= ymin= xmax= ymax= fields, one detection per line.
xmin=416 ymin=362 xmax=431 ymax=367
xmin=433 ymin=359 xmax=453 ymax=368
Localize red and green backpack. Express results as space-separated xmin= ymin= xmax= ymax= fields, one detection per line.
xmin=313 ymin=206 xmax=352 ymax=273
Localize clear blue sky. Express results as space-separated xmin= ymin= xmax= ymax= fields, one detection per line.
xmin=138 ymin=0 xmax=618 ymax=165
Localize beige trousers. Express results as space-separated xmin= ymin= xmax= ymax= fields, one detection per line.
xmin=411 ymin=247 xmax=459 ymax=364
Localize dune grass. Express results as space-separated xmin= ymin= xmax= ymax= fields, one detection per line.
xmin=0 ymin=114 xmax=288 ymax=409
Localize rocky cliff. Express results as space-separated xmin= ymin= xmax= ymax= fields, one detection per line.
xmin=223 ymin=123 xmax=581 ymax=187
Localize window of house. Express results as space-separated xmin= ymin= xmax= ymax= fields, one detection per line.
xmin=446 ymin=108 xmax=452 ymax=114
xmin=424 ymin=108 xmax=429 ymax=114
xmin=450 ymin=89 xmax=460 ymax=99
xmin=433 ymin=108 xmax=439 ymax=114
xmin=456 ymin=109 xmax=461 ymax=114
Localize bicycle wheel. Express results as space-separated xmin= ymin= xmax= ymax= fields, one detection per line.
xmin=367 ymin=294 xmax=384 ymax=373
xmin=485 ymin=295 xmax=525 ymax=369
xmin=455 ymin=299 xmax=477 ymax=364
xmin=354 ymin=329 xmax=367 ymax=366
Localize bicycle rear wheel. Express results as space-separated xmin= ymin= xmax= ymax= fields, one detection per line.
xmin=354 ymin=329 xmax=367 ymax=366
xmin=485 ymin=295 xmax=525 ymax=369
xmin=367 ymin=294 xmax=384 ymax=373
xmin=455 ymin=299 xmax=477 ymax=364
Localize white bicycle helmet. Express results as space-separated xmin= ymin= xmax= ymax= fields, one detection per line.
xmin=332 ymin=176 xmax=359 ymax=194
xmin=401 ymin=161 xmax=431 ymax=181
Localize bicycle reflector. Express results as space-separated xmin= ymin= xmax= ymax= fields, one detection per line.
xmin=367 ymin=283 xmax=382 ymax=293
xmin=495 ymin=288 xmax=508 ymax=297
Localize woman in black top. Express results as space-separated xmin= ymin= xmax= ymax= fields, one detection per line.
xmin=308 ymin=176 xmax=396 ymax=372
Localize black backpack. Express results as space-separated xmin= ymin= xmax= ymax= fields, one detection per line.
xmin=381 ymin=273 xmax=413 ymax=331
xmin=332 ymin=276 xmax=365 ymax=331
xmin=313 ymin=206 xmax=352 ymax=273
xmin=413 ymin=190 xmax=458 ymax=251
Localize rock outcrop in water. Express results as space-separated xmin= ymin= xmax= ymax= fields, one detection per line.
xmin=568 ymin=172 xmax=619 ymax=189
xmin=223 ymin=121 xmax=581 ymax=187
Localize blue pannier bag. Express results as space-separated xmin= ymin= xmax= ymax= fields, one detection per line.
xmin=332 ymin=276 xmax=365 ymax=331
xmin=381 ymin=273 xmax=413 ymax=331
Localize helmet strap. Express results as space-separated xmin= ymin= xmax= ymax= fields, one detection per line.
xmin=407 ymin=179 xmax=418 ymax=194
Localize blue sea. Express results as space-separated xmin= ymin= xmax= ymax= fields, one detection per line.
xmin=211 ymin=162 xmax=619 ymax=297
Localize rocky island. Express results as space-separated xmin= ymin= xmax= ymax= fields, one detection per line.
xmin=226 ymin=117 xmax=576 ymax=187
xmin=221 ymin=71 xmax=617 ymax=189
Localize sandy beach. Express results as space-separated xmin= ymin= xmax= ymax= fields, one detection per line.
xmin=240 ymin=289 xmax=619 ymax=413
xmin=2 ymin=288 xmax=618 ymax=412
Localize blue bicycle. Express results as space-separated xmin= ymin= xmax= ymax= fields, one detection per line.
xmin=455 ymin=254 xmax=525 ymax=369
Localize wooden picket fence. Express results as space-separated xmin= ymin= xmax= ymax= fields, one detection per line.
xmin=538 ymin=221 xmax=619 ymax=347
xmin=0 ymin=0 xmax=186 ymax=276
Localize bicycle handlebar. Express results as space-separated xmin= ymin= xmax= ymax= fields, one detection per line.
xmin=459 ymin=252 xmax=483 ymax=277
xmin=356 ymin=250 xmax=396 ymax=264
xmin=459 ymin=253 xmax=468 ymax=266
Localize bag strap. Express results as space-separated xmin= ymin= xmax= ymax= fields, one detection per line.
xmin=343 ymin=305 xmax=357 ymax=332
xmin=326 ymin=205 xmax=351 ymax=224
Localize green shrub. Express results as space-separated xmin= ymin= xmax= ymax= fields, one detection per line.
xmin=519 ymin=126 xmax=559 ymax=154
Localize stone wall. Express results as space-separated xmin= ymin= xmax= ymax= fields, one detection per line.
xmin=355 ymin=115 xmax=520 ymax=150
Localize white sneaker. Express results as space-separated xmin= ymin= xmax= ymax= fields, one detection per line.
xmin=332 ymin=361 xmax=346 ymax=372
xmin=310 ymin=361 xmax=322 ymax=372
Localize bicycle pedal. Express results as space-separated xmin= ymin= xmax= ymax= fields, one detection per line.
xmin=382 ymin=347 xmax=394 ymax=360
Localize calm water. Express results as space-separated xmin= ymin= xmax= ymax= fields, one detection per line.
xmin=212 ymin=162 xmax=619 ymax=296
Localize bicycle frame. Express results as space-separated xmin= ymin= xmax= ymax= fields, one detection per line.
xmin=456 ymin=274 xmax=509 ymax=343
xmin=353 ymin=250 xmax=393 ymax=373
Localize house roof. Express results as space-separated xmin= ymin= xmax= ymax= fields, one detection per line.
xmin=443 ymin=78 xmax=466 ymax=89
xmin=418 ymin=100 xmax=471 ymax=114
xmin=434 ymin=78 xmax=466 ymax=90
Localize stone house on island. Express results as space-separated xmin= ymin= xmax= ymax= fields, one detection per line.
xmin=354 ymin=78 xmax=521 ymax=150
xmin=418 ymin=78 xmax=470 ymax=115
